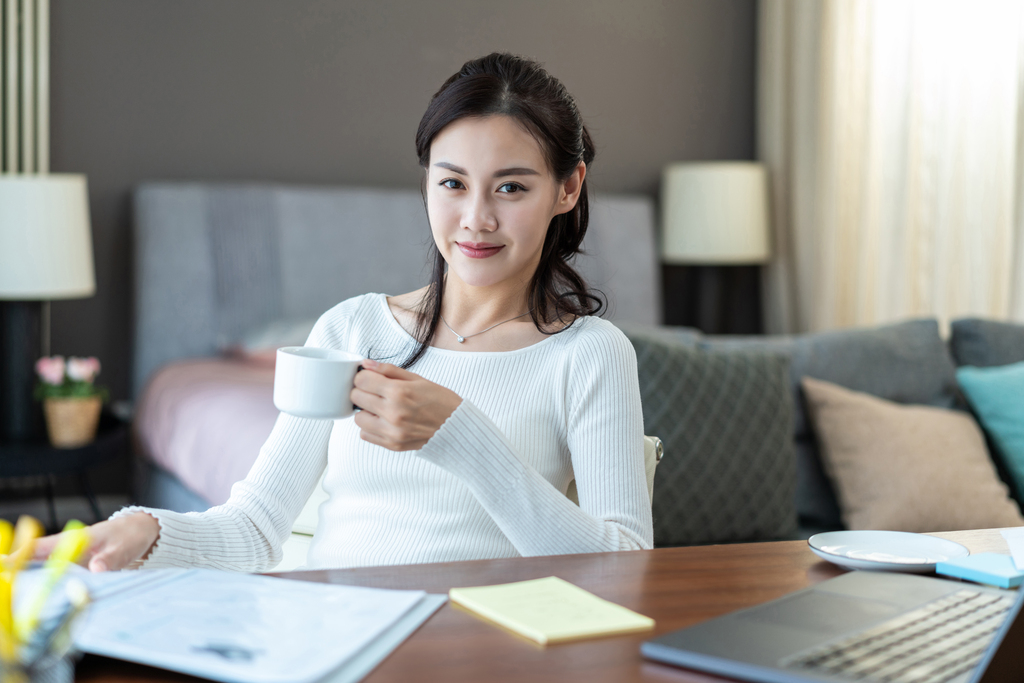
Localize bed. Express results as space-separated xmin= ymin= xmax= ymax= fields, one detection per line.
xmin=130 ymin=181 xmax=662 ymax=569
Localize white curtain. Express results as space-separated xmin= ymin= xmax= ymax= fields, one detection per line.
xmin=759 ymin=0 xmax=1024 ymax=334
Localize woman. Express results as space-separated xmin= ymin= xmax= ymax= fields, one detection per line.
xmin=36 ymin=52 xmax=653 ymax=572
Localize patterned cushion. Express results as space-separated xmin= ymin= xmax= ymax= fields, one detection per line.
xmin=625 ymin=329 xmax=797 ymax=546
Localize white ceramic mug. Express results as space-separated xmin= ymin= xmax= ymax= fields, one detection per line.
xmin=273 ymin=347 xmax=363 ymax=419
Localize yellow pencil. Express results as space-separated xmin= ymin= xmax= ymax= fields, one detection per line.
xmin=0 ymin=520 xmax=13 ymax=556
xmin=0 ymin=572 xmax=14 ymax=665
xmin=9 ymin=517 xmax=43 ymax=555
xmin=2 ymin=543 xmax=33 ymax=579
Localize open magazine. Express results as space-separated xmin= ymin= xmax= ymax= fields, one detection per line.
xmin=15 ymin=566 xmax=445 ymax=683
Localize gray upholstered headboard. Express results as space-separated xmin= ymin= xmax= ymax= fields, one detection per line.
xmin=132 ymin=182 xmax=660 ymax=397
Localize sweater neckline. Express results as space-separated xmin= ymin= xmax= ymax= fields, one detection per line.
xmin=375 ymin=292 xmax=579 ymax=357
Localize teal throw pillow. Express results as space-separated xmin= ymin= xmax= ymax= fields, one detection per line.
xmin=957 ymin=361 xmax=1024 ymax=497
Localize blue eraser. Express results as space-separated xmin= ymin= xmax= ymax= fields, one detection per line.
xmin=935 ymin=553 xmax=1024 ymax=589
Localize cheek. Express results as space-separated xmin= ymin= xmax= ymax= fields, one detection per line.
xmin=504 ymin=202 xmax=551 ymax=249
xmin=426 ymin=193 xmax=459 ymax=238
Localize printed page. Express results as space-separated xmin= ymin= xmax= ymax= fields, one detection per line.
xmin=12 ymin=563 xmax=182 ymax=640
xmin=74 ymin=569 xmax=426 ymax=683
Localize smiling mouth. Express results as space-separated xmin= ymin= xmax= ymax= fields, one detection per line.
xmin=457 ymin=242 xmax=505 ymax=259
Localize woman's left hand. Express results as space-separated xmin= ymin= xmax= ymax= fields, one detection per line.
xmin=351 ymin=359 xmax=463 ymax=451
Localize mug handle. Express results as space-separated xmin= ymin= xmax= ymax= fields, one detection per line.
xmin=352 ymin=365 xmax=364 ymax=412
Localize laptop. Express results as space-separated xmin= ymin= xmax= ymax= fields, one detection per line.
xmin=641 ymin=570 xmax=1024 ymax=683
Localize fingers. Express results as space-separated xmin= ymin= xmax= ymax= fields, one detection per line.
xmin=352 ymin=361 xmax=461 ymax=452
xmin=84 ymin=533 xmax=125 ymax=573
xmin=350 ymin=386 xmax=386 ymax=415
xmin=353 ymin=365 xmax=417 ymax=409
xmin=87 ymin=540 xmax=131 ymax=573
xmin=352 ymin=365 xmax=393 ymax=397
xmin=29 ymin=533 xmax=61 ymax=560
xmin=6 ymin=515 xmax=157 ymax=573
xmin=361 ymin=358 xmax=418 ymax=380
xmin=62 ymin=514 xmax=160 ymax=572
xmin=353 ymin=409 xmax=391 ymax=442
xmin=80 ymin=530 xmax=133 ymax=572
xmin=354 ymin=410 xmax=420 ymax=451
xmin=2 ymin=539 xmax=39 ymax=573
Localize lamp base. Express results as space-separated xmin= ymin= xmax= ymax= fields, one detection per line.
xmin=662 ymin=264 xmax=764 ymax=334
xmin=0 ymin=301 xmax=44 ymax=442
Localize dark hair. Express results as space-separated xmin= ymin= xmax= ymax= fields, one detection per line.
xmin=403 ymin=52 xmax=604 ymax=368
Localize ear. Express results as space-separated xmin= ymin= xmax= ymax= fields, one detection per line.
xmin=554 ymin=162 xmax=587 ymax=216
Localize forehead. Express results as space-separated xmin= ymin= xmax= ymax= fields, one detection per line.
xmin=429 ymin=116 xmax=549 ymax=173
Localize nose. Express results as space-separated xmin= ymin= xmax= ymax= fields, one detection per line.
xmin=463 ymin=189 xmax=497 ymax=233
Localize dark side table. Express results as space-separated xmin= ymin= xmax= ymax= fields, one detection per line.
xmin=0 ymin=412 xmax=128 ymax=531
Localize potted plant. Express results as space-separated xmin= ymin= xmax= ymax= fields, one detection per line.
xmin=34 ymin=356 xmax=108 ymax=448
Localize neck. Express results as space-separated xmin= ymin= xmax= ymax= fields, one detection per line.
xmin=439 ymin=272 xmax=533 ymax=331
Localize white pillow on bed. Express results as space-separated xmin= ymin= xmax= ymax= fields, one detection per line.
xmin=222 ymin=318 xmax=318 ymax=366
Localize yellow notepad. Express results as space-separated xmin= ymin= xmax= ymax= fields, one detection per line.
xmin=448 ymin=576 xmax=655 ymax=645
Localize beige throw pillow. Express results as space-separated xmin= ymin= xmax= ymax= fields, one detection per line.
xmin=801 ymin=377 xmax=1024 ymax=532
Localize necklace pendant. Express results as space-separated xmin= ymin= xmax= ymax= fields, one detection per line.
xmin=457 ymin=336 xmax=465 ymax=343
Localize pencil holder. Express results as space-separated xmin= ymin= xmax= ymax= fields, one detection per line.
xmin=1 ymin=653 xmax=75 ymax=683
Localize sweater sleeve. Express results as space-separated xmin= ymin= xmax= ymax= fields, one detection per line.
xmin=416 ymin=322 xmax=653 ymax=556
xmin=110 ymin=303 xmax=356 ymax=572
xmin=112 ymin=413 xmax=331 ymax=571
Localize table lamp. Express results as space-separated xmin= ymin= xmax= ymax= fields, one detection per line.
xmin=0 ymin=174 xmax=95 ymax=441
xmin=660 ymin=162 xmax=771 ymax=333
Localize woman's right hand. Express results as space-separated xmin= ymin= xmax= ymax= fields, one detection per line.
xmin=30 ymin=511 xmax=160 ymax=572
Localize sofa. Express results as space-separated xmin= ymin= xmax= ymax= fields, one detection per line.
xmin=620 ymin=317 xmax=1024 ymax=547
xmin=130 ymin=181 xmax=1024 ymax=566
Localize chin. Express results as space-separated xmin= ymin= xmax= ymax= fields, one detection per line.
xmin=451 ymin=270 xmax=510 ymax=288
xmin=445 ymin=259 xmax=512 ymax=288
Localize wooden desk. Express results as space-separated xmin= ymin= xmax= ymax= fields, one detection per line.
xmin=76 ymin=528 xmax=1008 ymax=683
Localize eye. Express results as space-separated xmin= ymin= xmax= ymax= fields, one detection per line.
xmin=497 ymin=182 xmax=526 ymax=194
xmin=440 ymin=178 xmax=464 ymax=190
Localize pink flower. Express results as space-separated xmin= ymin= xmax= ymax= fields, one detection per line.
xmin=36 ymin=356 xmax=66 ymax=385
xmin=67 ymin=357 xmax=101 ymax=383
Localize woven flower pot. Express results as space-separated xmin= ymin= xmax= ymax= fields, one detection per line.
xmin=43 ymin=396 xmax=102 ymax=448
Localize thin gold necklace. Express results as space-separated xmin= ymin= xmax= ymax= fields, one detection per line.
xmin=440 ymin=310 xmax=534 ymax=343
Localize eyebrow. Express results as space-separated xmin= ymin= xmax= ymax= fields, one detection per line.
xmin=433 ymin=161 xmax=540 ymax=178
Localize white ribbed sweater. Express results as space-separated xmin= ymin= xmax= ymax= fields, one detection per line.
xmin=117 ymin=293 xmax=653 ymax=571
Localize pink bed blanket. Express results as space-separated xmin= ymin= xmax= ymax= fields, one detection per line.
xmin=134 ymin=359 xmax=279 ymax=505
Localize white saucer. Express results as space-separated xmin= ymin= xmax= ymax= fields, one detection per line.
xmin=808 ymin=530 xmax=970 ymax=573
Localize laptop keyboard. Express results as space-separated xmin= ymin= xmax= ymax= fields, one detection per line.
xmin=783 ymin=588 xmax=1016 ymax=683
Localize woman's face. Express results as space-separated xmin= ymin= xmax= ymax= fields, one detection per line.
xmin=425 ymin=115 xmax=584 ymax=291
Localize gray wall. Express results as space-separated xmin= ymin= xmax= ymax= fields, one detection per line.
xmin=49 ymin=0 xmax=756 ymax=401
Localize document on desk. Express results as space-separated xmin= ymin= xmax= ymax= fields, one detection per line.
xmin=70 ymin=568 xmax=444 ymax=683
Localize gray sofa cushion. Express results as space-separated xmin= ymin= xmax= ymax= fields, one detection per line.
xmin=950 ymin=319 xmax=1024 ymax=368
xmin=697 ymin=319 xmax=959 ymax=531
xmin=626 ymin=328 xmax=797 ymax=546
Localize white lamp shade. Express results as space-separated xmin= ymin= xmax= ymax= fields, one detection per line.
xmin=0 ymin=174 xmax=95 ymax=299
xmin=660 ymin=162 xmax=771 ymax=264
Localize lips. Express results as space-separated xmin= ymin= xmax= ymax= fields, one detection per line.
xmin=457 ymin=242 xmax=505 ymax=259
